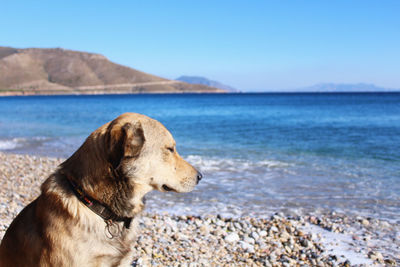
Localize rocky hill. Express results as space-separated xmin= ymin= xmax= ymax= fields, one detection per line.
xmin=296 ymin=83 xmax=398 ymax=92
xmin=0 ymin=47 xmax=224 ymax=95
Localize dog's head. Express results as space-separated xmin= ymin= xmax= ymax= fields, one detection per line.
xmin=107 ymin=113 xmax=202 ymax=193
xmin=61 ymin=113 xmax=201 ymax=217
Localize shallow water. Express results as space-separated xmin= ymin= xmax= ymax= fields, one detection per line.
xmin=0 ymin=93 xmax=399 ymax=220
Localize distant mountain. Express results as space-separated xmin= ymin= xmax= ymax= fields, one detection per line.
xmin=176 ymin=76 xmax=237 ymax=92
xmin=0 ymin=46 xmax=224 ymax=95
xmin=295 ymin=83 xmax=399 ymax=93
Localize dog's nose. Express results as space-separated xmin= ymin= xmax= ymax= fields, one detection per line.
xmin=196 ymin=172 xmax=203 ymax=184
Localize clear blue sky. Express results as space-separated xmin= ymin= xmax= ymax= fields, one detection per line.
xmin=1 ymin=0 xmax=399 ymax=91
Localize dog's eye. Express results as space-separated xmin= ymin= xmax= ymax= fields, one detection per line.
xmin=167 ymin=147 xmax=175 ymax=153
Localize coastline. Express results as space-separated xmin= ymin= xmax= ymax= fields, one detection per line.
xmin=0 ymin=152 xmax=398 ymax=266
xmin=2 ymin=91 xmax=400 ymax=97
xmin=0 ymin=89 xmax=227 ymax=97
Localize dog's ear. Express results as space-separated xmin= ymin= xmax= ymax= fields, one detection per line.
xmin=122 ymin=122 xmax=145 ymax=158
xmin=108 ymin=122 xmax=145 ymax=169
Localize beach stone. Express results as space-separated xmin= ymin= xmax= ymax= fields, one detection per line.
xmin=368 ymin=251 xmax=383 ymax=261
xmin=384 ymin=258 xmax=396 ymax=265
xmin=215 ymin=220 xmax=225 ymax=227
xmin=259 ymin=230 xmax=267 ymax=237
xmin=270 ymin=226 xmax=279 ymax=233
xmin=214 ymin=229 xmax=226 ymax=237
xmin=361 ymin=219 xmax=370 ymax=226
xmin=244 ymin=236 xmax=255 ymax=244
xmin=343 ymin=260 xmax=351 ymax=266
xmin=195 ymin=219 xmax=203 ymax=227
xmin=224 ymin=232 xmax=239 ymax=243
xmin=239 ymin=241 xmax=255 ymax=253
xmin=268 ymin=253 xmax=277 ymax=261
xmin=233 ymin=222 xmax=242 ymax=230
xmin=280 ymin=232 xmax=290 ymax=242
xmin=199 ymin=225 xmax=209 ymax=234
xmin=380 ymin=221 xmax=390 ymax=228
xmin=284 ymin=245 xmax=292 ymax=254
xmin=300 ymin=238 xmax=309 ymax=247
xmin=251 ymin=231 xmax=259 ymax=240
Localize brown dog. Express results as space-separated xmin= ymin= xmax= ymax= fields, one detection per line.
xmin=0 ymin=113 xmax=202 ymax=267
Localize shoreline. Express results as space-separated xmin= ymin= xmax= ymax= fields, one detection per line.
xmin=0 ymin=90 xmax=227 ymax=97
xmin=0 ymin=152 xmax=398 ymax=266
xmin=1 ymin=91 xmax=400 ymax=97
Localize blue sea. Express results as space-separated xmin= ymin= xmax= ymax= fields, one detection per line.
xmin=0 ymin=93 xmax=399 ymax=221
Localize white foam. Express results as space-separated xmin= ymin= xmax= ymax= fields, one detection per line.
xmin=185 ymin=155 xmax=291 ymax=173
xmin=301 ymin=223 xmax=373 ymax=266
xmin=0 ymin=138 xmax=21 ymax=150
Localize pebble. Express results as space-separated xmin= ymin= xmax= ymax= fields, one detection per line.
xmin=251 ymin=231 xmax=259 ymax=240
xmin=259 ymin=230 xmax=267 ymax=237
xmin=368 ymin=251 xmax=383 ymax=261
xmin=224 ymin=232 xmax=239 ymax=243
xmin=1 ymin=152 xmax=400 ymax=266
xmin=270 ymin=226 xmax=279 ymax=232
xmin=244 ymin=236 xmax=255 ymax=244
xmin=239 ymin=241 xmax=255 ymax=253
xmin=361 ymin=219 xmax=370 ymax=226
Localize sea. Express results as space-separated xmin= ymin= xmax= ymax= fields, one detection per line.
xmin=0 ymin=93 xmax=399 ymax=221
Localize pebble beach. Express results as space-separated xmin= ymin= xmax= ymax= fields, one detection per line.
xmin=0 ymin=152 xmax=399 ymax=266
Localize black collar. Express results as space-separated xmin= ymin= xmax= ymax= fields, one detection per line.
xmin=66 ymin=177 xmax=132 ymax=230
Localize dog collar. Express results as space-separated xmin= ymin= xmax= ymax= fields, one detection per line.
xmin=65 ymin=177 xmax=133 ymax=231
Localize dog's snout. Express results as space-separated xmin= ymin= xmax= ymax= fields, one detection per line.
xmin=196 ymin=171 xmax=203 ymax=184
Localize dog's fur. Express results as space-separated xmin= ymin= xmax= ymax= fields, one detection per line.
xmin=0 ymin=113 xmax=201 ymax=267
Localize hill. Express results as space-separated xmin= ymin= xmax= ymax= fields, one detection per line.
xmin=0 ymin=47 xmax=224 ymax=95
xmin=176 ymin=76 xmax=237 ymax=92
xmin=294 ymin=83 xmax=399 ymax=93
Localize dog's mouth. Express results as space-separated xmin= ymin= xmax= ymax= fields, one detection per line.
xmin=162 ymin=184 xmax=175 ymax=192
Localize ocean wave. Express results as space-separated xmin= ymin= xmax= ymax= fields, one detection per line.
xmin=0 ymin=136 xmax=54 ymax=153
xmin=184 ymin=155 xmax=292 ymax=173
xmin=0 ymin=138 xmax=25 ymax=150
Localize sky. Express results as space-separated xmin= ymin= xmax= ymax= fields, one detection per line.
xmin=1 ymin=0 xmax=400 ymax=91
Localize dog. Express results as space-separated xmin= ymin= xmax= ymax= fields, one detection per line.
xmin=0 ymin=112 xmax=202 ymax=266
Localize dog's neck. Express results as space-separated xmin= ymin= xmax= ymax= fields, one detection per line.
xmin=65 ymin=176 xmax=133 ymax=230
xmin=56 ymin=133 xmax=149 ymax=223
